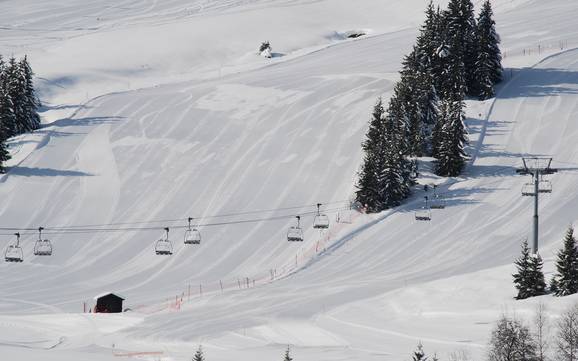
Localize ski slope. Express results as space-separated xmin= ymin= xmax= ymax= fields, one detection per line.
xmin=1 ymin=0 xmax=578 ymax=360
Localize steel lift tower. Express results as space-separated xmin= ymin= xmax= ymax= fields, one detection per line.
xmin=516 ymin=157 xmax=557 ymax=254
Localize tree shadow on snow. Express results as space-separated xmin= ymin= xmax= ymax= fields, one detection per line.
xmin=47 ymin=116 xmax=124 ymax=128
xmin=7 ymin=167 xmax=93 ymax=177
xmin=496 ymin=67 xmax=578 ymax=99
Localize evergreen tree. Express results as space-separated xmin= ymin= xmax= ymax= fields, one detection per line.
xmin=552 ymin=226 xmax=578 ymax=296
xmin=193 ymin=345 xmax=204 ymax=361
xmin=513 ymin=239 xmax=533 ymax=300
xmin=283 ymin=346 xmax=293 ymax=361
xmin=356 ymin=99 xmax=387 ymax=212
xmin=379 ymin=98 xmax=411 ymax=208
xmin=442 ymin=0 xmax=477 ymax=97
xmin=434 ymin=97 xmax=467 ymax=176
xmin=474 ymin=0 xmax=503 ymax=99
xmin=528 ymin=253 xmax=547 ymax=297
xmin=513 ymin=240 xmax=546 ymax=299
xmin=412 ymin=343 xmax=427 ymax=361
xmin=18 ymin=56 xmax=41 ymax=132
xmin=0 ymin=89 xmax=14 ymax=173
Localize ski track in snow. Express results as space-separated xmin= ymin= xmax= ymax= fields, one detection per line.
xmin=1 ymin=0 xmax=578 ymax=360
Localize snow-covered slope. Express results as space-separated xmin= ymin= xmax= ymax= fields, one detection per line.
xmin=1 ymin=0 xmax=578 ymax=360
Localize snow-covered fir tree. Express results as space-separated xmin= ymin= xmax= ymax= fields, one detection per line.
xmin=475 ymin=0 xmax=503 ymax=99
xmin=412 ymin=343 xmax=428 ymax=361
xmin=283 ymin=346 xmax=293 ymax=361
xmin=513 ymin=239 xmax=533 ymax=299
xmin=443 ymin=0 xmax=477 ymax=96
xmin=0 ymin=54 xmax=40 ymax=137
xmin=0 ymin=89 xmax=15 ymax=173
xmin=380 ymin=97 xmax=412 ymax=207
xmin=513 ymin=240 xmax=546 ymax=299
xmin=529 ymin=253 xmax=547 ymax=297
xmin=434 ymin=97 xmax=467 ymax=176
xmin=552 ymin=226 xmax=578 ymax=296
xmin=18 ymin=56 xmax=41 ymax=132
xmin=356 ymin=98 xmax=387 ymax=212
xmin=193 ymin=346 xmax=205 ymax=361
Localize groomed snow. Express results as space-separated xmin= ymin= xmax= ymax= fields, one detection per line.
xmin=1 ymin=0 xmax=578 ymax=360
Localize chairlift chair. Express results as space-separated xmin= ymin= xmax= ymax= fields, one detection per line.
xmin=415 ymin=197 xmax=432 ymax=221
xmin=313 ymin=203 xmax=330 ymax=229
xmin=521 ymin=183 xmax=535 ymax=196
xmin=287 ymin=216 xmax=304 ymax=242
xmin=538 ymin=179 xmax=552 ymax=193
xmin=5 ymin=233 xmax=24 ymax=263
xmin=430 ymin=186 xmax=446 ymax=209
xmin=184 ymin=217 xmax=201 ymax=245
xmin=155 ymin=227 xmax=173 ymax=255
xmin=33 ymin=227 xmax=53 ymax=256
xmin=336 ymin=206 xmax=352 ymax=224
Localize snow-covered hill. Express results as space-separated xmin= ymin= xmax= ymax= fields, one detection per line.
xmin=1 ymin=0 xmax=578 ymax=360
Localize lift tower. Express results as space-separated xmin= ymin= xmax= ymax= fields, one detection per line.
xmin=516 ymin=157 xmax=557 ymax=254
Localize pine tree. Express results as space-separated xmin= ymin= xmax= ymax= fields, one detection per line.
xmin=434 ymin=97 xmax=467 ymax=176
xmin=18 ymin=56 xmax=41 ymax=132
xmin=442 ymin=0 xmax=477 ymax=98
xmin=474 ymin=0 xmax=503 ymax=99
xmin=552 ymin=226 xmax=578 ymax=296
xmin=283 ymin=346 xmax=293 ymax=361
xmin=412 ymin=343 xmax=428 ymax=361
xmin=513 ymin=240 xmax=546 ymax=299
xmin=513 ymin=239 xmax=533 ymax=300
xmin=379 ymin=99 xmax=411 ymax=208
xmin=193 ymin=345 xmax=204 ymax=361
xmin=528 ymin=253 xmax=547 ymax=297
xmin=0 ymin=89 xmax=14 ymax=173
xmin=356 ymin=98 xmax=387 ymax=212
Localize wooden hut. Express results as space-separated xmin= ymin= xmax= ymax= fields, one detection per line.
xmin=94 ymin=292 xmax=125 ymax=313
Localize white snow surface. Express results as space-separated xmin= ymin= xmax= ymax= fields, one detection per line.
xmin=1 ymin=0 xmax=578 ymax=360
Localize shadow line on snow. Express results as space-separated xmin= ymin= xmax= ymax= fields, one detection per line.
xmin=493 ymin=67 xmax=578 ymax=99
xmin=7 ymin=167 xmax=93 ymax=177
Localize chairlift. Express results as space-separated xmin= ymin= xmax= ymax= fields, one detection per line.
xmin=5 ymin=233 xmax=24 ymax=263
xmin=430 ymin=185 xmax=446 ymax=209
xmin=287 ymin=216 xmax=304 ymax=242
xmin=521 ymin=182 xmax=535 ymax=196
xmin=33 ymin=227 xmax=53 ymax=256
xmin=336 ymin=208 xmax=352 ymax=224
xmin=155 ymin=227 xmax=173 ymax=255
xmin=538 ymin=179 xmax=552 ymax=193
xmin=313 ymin=203 xmax=330 ymax=229
xmin=415 ymin=197 xmax=432 ymax=221
xmin=184 ymin=217 xmax=201 ymax=245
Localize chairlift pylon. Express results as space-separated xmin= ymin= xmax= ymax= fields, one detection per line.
xmin=415 ymin=197 xmax=432 ymax=221
xmin=184 ymin=217 xmax=201 ymax=245
xmin=5 ymin=233 xmax=24 ymax=263
xmin=287 ymin=216 xmax=304 ymax=242
xmin=313 ymin=203 xmax=330 ymax=229
xmin=33 ymin=227 xmax=53 ymax=256
xmin=155 ymin=227 xmax=173 ymax=255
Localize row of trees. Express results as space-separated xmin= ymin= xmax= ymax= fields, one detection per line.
xmin=513 ymin=226 xmax=578 ymax=300
xmin=356 ymin=0 xmax=503 ymax=212
xmin=409 ymin=303 xmax=578 ymax=361
xmin=0 ymin=55 xmax=41 ymax=173
xmin=488 ymin=304 xmax=578 ymax=361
